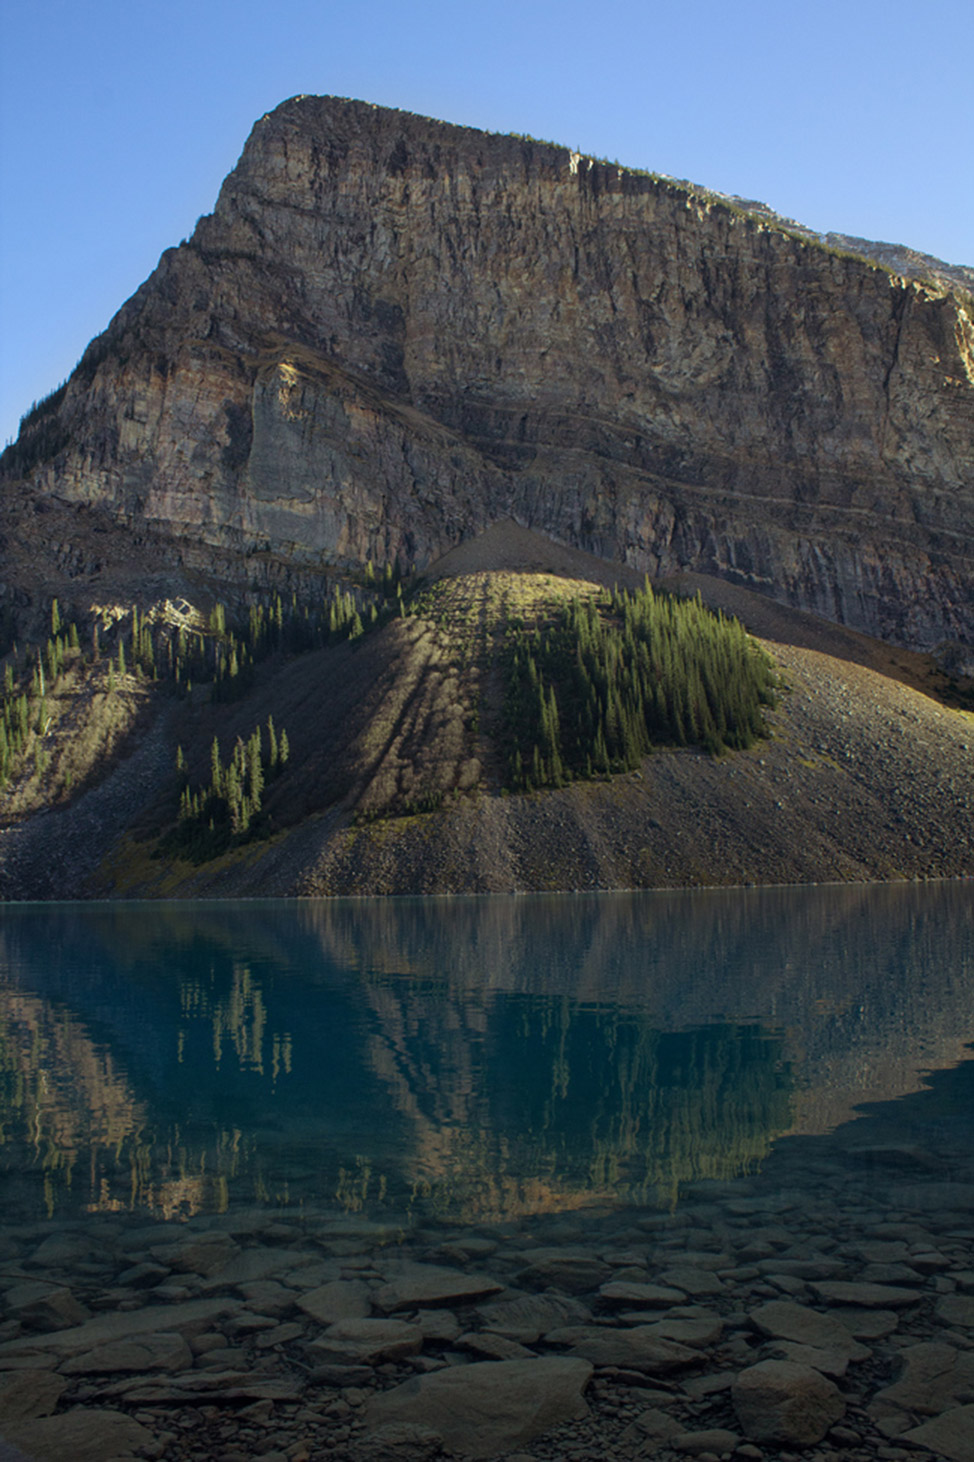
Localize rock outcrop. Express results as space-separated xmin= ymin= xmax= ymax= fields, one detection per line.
xmin=2 ymin=95 xmax=972 ymax=655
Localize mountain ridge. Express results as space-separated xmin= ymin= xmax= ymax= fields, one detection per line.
xmin=2 ymin=94 xmax=972 ymax=664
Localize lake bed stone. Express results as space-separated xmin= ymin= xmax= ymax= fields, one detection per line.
xmin=515 ymin=1255 xmax=611 ymax=1295
xmin=0 ymin=1405 xmax=156 ymax=1461
xmin=674 ymin=1427 xmax=741 ymax=1454
xmin=5 ymin=1281 xmax=89 ymax=1332
xmin=937 ymin=1295 xmax=974 ymax=1328
xmin=873 ymin=1341 xmax=974 ymax=1415
xmin=373 ymin=1264 xmax=502 ymax=1312
xmin=550 ymin=1324 xmax=697 ymax=1372
xmin=296 ymin=1279 xmax=371 ymax=1325
xmin=60 ymin=1332 xmax=193 ymax=1374
xmin=658 ymin=1267 xmax=725 ymax=1297
xmin=312 ymin=1317 xmax=423 ymax=1363
xmin=732 ymin=1359 xmax=845 ymax=1445
xmin=0 ymin=1367 xmax=67 ymax=1421
xmin=810 ymin=1281 xmax=920 ymax=1309
xmin=900 ymin=1404 xmax=974 ymax=1462
xmin=364 ymin=1356 xmax=592 ymax=1459
xmin=474 ymin=1292 xmax=591 ymax=1342
xmin=749 ymin=1299 xmax=870 ymax=1360
xmin=599 ymin=1281 xmax=686 ymax=1307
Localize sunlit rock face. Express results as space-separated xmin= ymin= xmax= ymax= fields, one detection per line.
xmin=5 ymin=96 xmax=973 ymax=652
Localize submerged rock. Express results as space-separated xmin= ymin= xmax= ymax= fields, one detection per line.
xmin=364 ymin=1356 xmax=592 ymax=1458
xmin=732 ymin=1359 xmax=845 ymax=1445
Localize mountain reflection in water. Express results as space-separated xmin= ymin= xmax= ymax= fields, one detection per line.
xmin=0 ymin=883 xmax=971 ymax=1223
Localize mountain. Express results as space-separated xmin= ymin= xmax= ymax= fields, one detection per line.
xmin=0 ymin=99 xmax=972 ymax=901
xmin=2 ymin=95 xmax=972 ymax=658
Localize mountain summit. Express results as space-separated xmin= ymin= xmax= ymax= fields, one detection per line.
xmin=3 ymin=95 xmax=972 ymax=657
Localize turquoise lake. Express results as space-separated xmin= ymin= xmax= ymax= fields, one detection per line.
xmin=1 ymin=882 xmax=972 ymax=1230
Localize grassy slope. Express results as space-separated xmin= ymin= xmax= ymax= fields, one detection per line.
xmin=1 ymin=524 xmax=972 ymax=899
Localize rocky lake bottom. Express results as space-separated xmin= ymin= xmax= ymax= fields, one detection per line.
xmin=1 ymin=887 xmax=972 ymax=1460
xmin=1 ymin=1056 xmax=973 ymax=1462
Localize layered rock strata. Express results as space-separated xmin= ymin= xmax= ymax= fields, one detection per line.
xmin=3 ymin=96 xmax=973 ymax=654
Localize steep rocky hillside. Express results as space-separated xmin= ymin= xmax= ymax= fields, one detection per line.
xmin=1 ymin=96 xmax=972 ymax=664
xmin=1 ymin=526 xmax=970 ymax=901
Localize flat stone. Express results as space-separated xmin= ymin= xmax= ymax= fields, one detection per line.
xmin=235 ymin=1281 xmax=298 ymax=1317
xmin=311 ymin=1317 xmax=423 ymax=1363
xmin=60 ymin=1332 xmax=193 ymax=1374
xmin=361 ymin=1422 xmax=444 ymax=1461
xmin=475 ymin=1293 xmax=591 ymax=1343
xmin=514 ymin=1256 xmax=611 ymax=1295
xmin=756 ymin=1258 xmax=845 ymax=1280
xmin=761 ymin=1340 xmax=852 ymax=1379
xmin=364 ymin=1356 xmax=592 ymax=1459
xmin=641 ymin=1316 xmax=724 ymax=1347
xmin=373 ymin=1265 xmax=502 ymax=1312
xmin=874 ymin=1342 xmax=974 ymax=1416
xmin=0 ymin=1296 xmax=240 ymax=1357
xmin=749 ymin=1301 xmax=870 ymax=1360
xmin=1 ymin=1406 xmax=156 ymax=1461
xmin=309 ymin=1361 xmax=375 ymax=1387
xmin=150 ymin=1233 xmax=239 ymax=1277
xmin=674 ymin=1428 xmax=741 ymax=1454
xmin=255 ymin=1321 xmax=305 ymax=1349
xmin=550 ymin=1324 xmax=697 ymax=1372
xmin=733 ymin=1360 xmax=844 ymax=1446
xmin=415 ymin=1309 xmax=461 ymax=1343
xmin=457 ymin=1330 xmax=536 ymax=1360
xmin=209 ymin=1247 xmax=299 ymax=1284
xmin=107 ymin=1372 xmax=303 ymax=1403
xmin=900 ymin=1404 xmax=974 ymax=1462
xmin=658 ymin=1268 xmax=725 ymax=1296
xmin=27 ymin=1235 xmax=96 ymax=1269
xmin=296 ymin=1279 xmax=371 ymax=1325
xmin=938 ymin=1295 xmax=974 ymax=1328
xmin=0 ymin=1367 xmax=67 ymax=1421
xmin=810 ymin=1281 xmax=920 ymax=1309
xmin=831 ymin=1307 xmax=900 ymax=1339
xmin=599 ymin=1281 xmax=686 ymax=1307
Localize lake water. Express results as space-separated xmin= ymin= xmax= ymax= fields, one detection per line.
xmin=2 ymin=884 xmax=974 ymax=1460
xmin=2 ymin=883 xmax=972 ymax=1229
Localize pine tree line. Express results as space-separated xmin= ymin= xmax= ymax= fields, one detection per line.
xmin=503 ymin=583 xmax=776 ymax=791
xmin=0 ymin=599 xmax=82 ymax=789
xmin=162 ymin=717 xmax=290 ymax=862
xmin=0 ymin=574 xmax=398 ymax=791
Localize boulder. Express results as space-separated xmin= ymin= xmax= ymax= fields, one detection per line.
xmin=364 ymin=1356 xmax=592 ymax=1458
xmin=732 ymin=1360 xmax=845 ymax=1445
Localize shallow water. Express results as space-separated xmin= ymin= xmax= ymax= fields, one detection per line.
xmin=1 ymin=882 xmax=972 ymax=1228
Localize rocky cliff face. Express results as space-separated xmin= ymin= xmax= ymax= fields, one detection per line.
xmin=4 ymin=96 xmax=973 ymax=654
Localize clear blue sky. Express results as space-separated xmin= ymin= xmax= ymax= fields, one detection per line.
xmin=2 ymin=0 xmax=972 ymax=447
